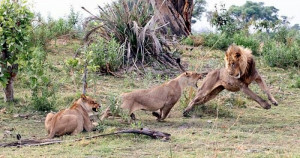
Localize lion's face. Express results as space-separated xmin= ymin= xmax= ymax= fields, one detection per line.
xmin=183 ymin=71 xmax=202 ymax=88
xmin=225 ymin=45 xmax=243 ymax=79
xmin=80 ymin=94 xmax=101 ymax=112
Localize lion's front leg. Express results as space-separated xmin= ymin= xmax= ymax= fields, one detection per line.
xmin=255 ymin=75 xmax=278 ymax=106
xmin=240 ymin=84 xmax=271 ymax=109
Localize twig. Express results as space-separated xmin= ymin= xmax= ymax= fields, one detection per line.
xmin=82 ymin=45 xmax=88 ymax=95
xmin=105 ymin=63 xmax=124 ymax=78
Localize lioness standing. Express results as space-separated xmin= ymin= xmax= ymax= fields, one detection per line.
xmin=121 ymin=71 xmax=202 ymax=121
xmin=183 ymin=44 xmax=278 ymax=116
xmin=45 ymin=94 xmax=100 ymax=138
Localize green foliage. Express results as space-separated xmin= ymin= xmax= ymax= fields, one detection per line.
xmin=181 ymin=36 xmax=194 ymax=46
xmin=270 ymin=26 xmax=300 ymax=45
xmin=85 ymin=0 xmax=178 ymax=70
xmin=107 ymin=94 xmax=122 ymax=117
xmin=201 ymin=31 xmax=259 ymax=54
xmin=106 ymin=93 xmax=129 ymax=121
xmin=87 ymin=37 xmax=122 ymax=72
xmin=295 ymin=77 xmax=300 ymax=89
xmin=0 ymin=0 xmax=34 ymax=86
xmin=233 ymin=32 xmax=260 ymax=55
xmin=262 ymin=40 xmax=300 ymax=68
xmin=192 ymin=0 xmax=206 ymax=20
xmin=209 ymin=4 xmax=240 ymax=35
xmin=31 ymin=7 xmax=81 ymax=47
xmin=23 ymin=47 xmax=56 ymax=111
xmin=209 ymin=2 xmax=281 ymax=34
xmin=202 ymin=33 xmax=232 ymax=50
xmin=229 ymin=1 xmax=279 ymax=23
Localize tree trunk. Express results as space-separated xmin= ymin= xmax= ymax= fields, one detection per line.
xmin=149 ymin=0 xmax=193 ymax=37
xmin=3 ymin=64 xmax=18 ymax=102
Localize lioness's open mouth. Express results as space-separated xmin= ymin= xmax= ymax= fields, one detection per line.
xmin=92 ymin=108 xmax=98 ymax=112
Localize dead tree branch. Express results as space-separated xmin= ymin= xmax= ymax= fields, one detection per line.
xmin=0 ymin=128 xmax=171 ymax=147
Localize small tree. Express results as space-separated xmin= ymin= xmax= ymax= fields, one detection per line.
xmin=192 ymin=0 xmax=206 ymax=21
xmin=0 ymin=0 xmax=34 ymax=101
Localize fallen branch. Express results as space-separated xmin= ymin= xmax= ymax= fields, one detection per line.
xmin=0 ymin=128 xmax=171 ymax=147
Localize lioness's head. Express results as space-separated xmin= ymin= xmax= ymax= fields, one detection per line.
xmin=181 ymin=71 xmax=202 ymax=88
xmin=225 ymin=44 xmax=250 ymax=79
xmin=79 ymin=94 xmax=101 ymax=112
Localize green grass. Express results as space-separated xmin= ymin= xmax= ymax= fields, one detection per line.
xmin=0 ymin=40 xmax=300 ymax=157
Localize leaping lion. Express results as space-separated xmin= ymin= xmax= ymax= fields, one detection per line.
xmin=183 ymin=44 xmax=278 ymax=116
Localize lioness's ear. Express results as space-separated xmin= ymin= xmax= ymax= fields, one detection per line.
xmin=81 ymin=94 xmax=87 ymax=100
xmin=185 ymin=72 xmax=190 ymax=77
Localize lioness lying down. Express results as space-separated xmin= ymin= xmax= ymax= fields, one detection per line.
xmin=121 ymin=71 xmax=202 ymax=121
xmin=45 ymin=94 xmax=100 ymax=138
xmin=183 ymin=44 xmax=278 ymax=116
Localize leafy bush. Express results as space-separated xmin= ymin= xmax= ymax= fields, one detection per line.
xmin=84 ymin=0 xmax=180 ymax=71
xmin=182 ymin=35 xmax=204 ymax=46
xmin=233 ymin=32 xmax=260 ymax=55
xmin=181 ymin=36 xmax=194 ymax=46
xmin=295 ymin=77 xmax=300 ymax=88
xmin=202 ymin=33 xmax=232 ymax=50
xmin=271 ymin=26 xmax=300 ymax=45
xmin=87 ymin=37 xmax=122 ymax=72
xmin=31 ymin=7 xmax=81 ymax=47
xmin=262 ymin=40 xmax=300 ymax=68
xmin=23 ymin=48 xmax=56 ymax=111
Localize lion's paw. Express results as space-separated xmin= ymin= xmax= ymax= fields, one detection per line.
xmin=261 ymin=101 xmax=271 ymax=109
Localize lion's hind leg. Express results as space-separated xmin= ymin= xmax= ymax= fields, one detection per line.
xmin=159 ymin=105 xmax=173 ymax=121
xmin=53 ymin=115 xmax=80 ymax=137
xmin=152 ymin=110 xmax=161 ymax=120
xmin=255 ymin=75 xmax=278 ymax=106
xmin=183 ymin=86 xmax=224 ymax=117
xmin=45 ymin=113 xmax=55 ymax=134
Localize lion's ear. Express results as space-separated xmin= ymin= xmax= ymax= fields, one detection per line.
xmin=81 ymin=94 xmax=87 ymax=100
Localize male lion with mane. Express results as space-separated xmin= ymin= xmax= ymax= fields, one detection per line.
xmin=183 ymin=44 xmax=278 ymax=116
xmin=45 ymin=94 xmax=100 ymax=138
xmin=121 ymin=71 xmax=202 ymax=121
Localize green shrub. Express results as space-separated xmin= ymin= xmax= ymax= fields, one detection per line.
xmin=202 ymin=33 xmax=233 ymax=50
xmin=262 ymin=40 xmax=300 ymax=68
xmin=296 ymin=77 xmax=300 ymax=88
xmin=87 ymin=37 xmax=122 ymax=72
xmin=181 ymin=36 xmax=194 ymax=46
xmin=85 ymin=0 xmax=180 ymax=70
xmin=233 ymin=32 xmax=260 ymax=55
xmin=24 ymin=48 xmax=56 ymax=111
xmin=31 ymin=7 xmax=81 ymax=47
